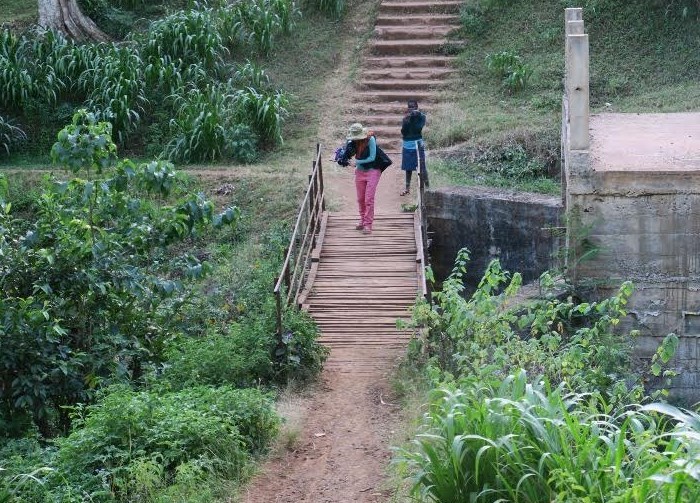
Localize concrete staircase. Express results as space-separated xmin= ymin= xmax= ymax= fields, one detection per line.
xmin=347 ymin=0 xmax=462 ymax=153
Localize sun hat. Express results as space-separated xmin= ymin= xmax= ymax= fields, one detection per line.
xmin=347 ymin=122 xmax=369 ymax=140
xmin=407 ymin=99 xmax=419 ymax=110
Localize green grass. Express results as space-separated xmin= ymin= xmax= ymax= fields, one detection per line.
xmin=0 ymin=0 xmax=35 ymax=25
xmin=428 ymin=0 xmax=700 ymax=194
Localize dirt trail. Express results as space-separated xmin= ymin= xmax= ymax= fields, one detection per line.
xmin=238 ymin=0 xmax=459 ymax=499
xmin=238 ymin=163 xmax=408 ymax=503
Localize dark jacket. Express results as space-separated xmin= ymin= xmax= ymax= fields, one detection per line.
xmin=401 ymin=111 xmax=426 ymax=141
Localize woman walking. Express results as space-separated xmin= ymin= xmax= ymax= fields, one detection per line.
xmin=400 ymin=99 xmax=429 ymax=195
xmin=344 ymin=122 xmax=382 ymax=235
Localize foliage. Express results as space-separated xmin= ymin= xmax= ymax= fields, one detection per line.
xmin=139 ymin=8 xmax=226 ymax=72
xmin=397 ymin=370 xmax=700 ymax=503
xmin=0 ymin=116 xmax=26 ymax=155
xmin=0 ymin=0 xmax=297 ymax=162
xmin=160 ymin=299 xmax=325 ymax=389
xmin=234 ymin=86 xmax=289 ymax=146
xmin=308 ymin=0 xmax=346 ymax=19
xmin=163 ymin=83 xmax=259 ymax=163
xmin=485 ymin=50 xmax=532 ymax=93
xmin=228 ymin=0 xmax=300 ymax=56
xmin=79 ymin=45 xmax=147 ymax=142
xmin=0 ymin=386 xmax=278 ymax=502
xmin=395 ymin=249 xmax=690 ymax=502
xmin=407 ymin=249 xmax=678 ymax=405
xmin=0 ymin=111 xmax=238 ymax=435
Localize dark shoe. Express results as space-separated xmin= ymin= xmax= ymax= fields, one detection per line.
xmin=400 ymin=189 xmax=410 ymax=196
xmin=362 ymin=228 xmax=372 ymax=235
xmin=355 ymin=224 xmax=364 ymax=230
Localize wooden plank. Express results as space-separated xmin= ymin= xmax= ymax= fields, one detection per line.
xmin=301 ymin=211 xmax=423 ymax=369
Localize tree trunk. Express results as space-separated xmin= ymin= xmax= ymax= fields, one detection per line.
xmin=38 ymin=0 xmax=110 ymax=42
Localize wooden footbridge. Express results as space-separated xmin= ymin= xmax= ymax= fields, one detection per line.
xmin=274 ymin=146 xmax=428 ymax=373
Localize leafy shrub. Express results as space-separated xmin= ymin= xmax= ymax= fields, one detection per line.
xmin=308 ymin=0 xmax=345 ymax=19
xmin=162 ymin=295 xmax=326 ymax=388
xmin=229 ymin=0 xmax=300 ymax=55
xmin=234 ymin=86 xmax=289 ymax=146
xmin=0 ymin=111 xmax=238 ymax=435
xmin=407 ymin=249 xmax=676 ymax=404
xmin=485 ymin=50 xmax=532 ymax=93
xmin=460 ymin=4 xmax=490 ymax=37
xmin=0 ymin=28 xmax=65 ymax=112
xmin=54 ymin=385 xmax=278 ymax=498
xmin=160 ymin=326 xmax=275 ymax=390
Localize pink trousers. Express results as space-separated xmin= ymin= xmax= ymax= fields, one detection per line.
xmin=355 ymin=168 xmax=381 ymax=230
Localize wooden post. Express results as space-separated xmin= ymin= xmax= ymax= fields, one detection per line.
xmin=567 ymin=33 xmax=589 ymax=150
xmin=275 ymin=284 xmax=283 ymax=335
xmin=317 ymin=143 xmax=325 ymax=211
xmin=283 ymin=246 xmax=291 ymax=296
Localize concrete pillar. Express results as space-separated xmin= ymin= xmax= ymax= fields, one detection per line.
xmin=568 ymin=20 xmax=584 ymax=35
xmin=566 ymin=33 xmax=590 ymax=151
xmin=565 ymin=7 xmax=582 ymax=26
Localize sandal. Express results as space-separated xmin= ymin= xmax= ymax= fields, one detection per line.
xmin=400 ymin=189 xmax=410 ymax=196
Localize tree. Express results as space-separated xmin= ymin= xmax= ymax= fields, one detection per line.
xmin=37 ymin=0 xmax=110 ymax=42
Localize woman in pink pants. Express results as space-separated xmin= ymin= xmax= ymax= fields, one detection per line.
xmin=346 ymin=123 xmax=382 ymax=235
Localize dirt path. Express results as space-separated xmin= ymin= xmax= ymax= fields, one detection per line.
xmin=238 ymin=162 xmax=410 ymax=503
xmin=237 ymin=0 xmax=459 ymax=499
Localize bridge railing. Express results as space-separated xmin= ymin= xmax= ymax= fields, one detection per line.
xmin=273 ymin=143 xmax=325 ymax=335
xmin=416 ymin=141 xmax=430 ymax=302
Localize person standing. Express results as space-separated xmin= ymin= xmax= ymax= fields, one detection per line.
xmin=400 ymin=99 xmax=429 ymax=195
xmin=345 ymin=122 xmax=382 ymax=235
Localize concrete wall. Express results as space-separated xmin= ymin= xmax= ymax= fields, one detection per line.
xmin=425 ymin=186 xmax=563 ymax=290
xmin=561 ymin=8 xmax=700 ymax=402
xmin=566 ymin=169 xmax=700 ymax=403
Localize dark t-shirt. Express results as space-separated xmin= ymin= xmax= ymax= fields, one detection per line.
xmin=401 ymin=111 xmax=426 ymax=141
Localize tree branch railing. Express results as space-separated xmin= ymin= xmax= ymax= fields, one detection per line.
xmin=274 ymin=143 xmax=325 ymax=335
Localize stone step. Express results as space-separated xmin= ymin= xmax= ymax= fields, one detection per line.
xmin=374 ymin=25 xmax=457 ymax=40
xmin=350 ymin=89 xmax=437 ymax=104
xmin=375 ymin=14 xmax=460 ymax=26
xmin=370 ymin=39 xmax=455 ymax=56
xmin=363 ymin=55 xmax=456 ymax=69
xmin=361 ymin=67 xmax=457 ymax=80
xmin=346 ymin=102 xmax=433 ymax=115
xmin=359 ymin=78 xmax=450 ymax=91
xmin=378 ymin=1 xmax=462 ymax=15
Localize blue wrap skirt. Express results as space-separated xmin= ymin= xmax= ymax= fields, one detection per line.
xmin=401 ymin=140 xmax=426 ymax=172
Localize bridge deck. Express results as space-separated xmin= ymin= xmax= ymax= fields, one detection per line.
xmin=304 ymin=212 xmax=422 ymax=373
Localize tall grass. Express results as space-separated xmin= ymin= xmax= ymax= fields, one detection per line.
xmin=398 ymin=370 xmax=700 ymax=502
xmin=0 ymin=115 xmax=27 ymax=155
xmin=80 ymin=45 xmax=147 ymax=142
xmin=0 ymin=0 xmax=299 ymax=161
xmin=140 ymin=7 xmax=226 ymax=71
xmin=163 ymin=83 xmax=258 ymax=162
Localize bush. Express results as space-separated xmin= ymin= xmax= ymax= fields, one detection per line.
xmin=53 ymin=385 xmax=278 ymax=499
xmin=0 ymin=111 xmax=238 ymax=435
xmin=485 ymin=50 xmax=532 ymax=93
xmin=161 ymin=297 xmax=326 ymax=389
xmin=140 ymin=8 xmax=226 ymax=72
